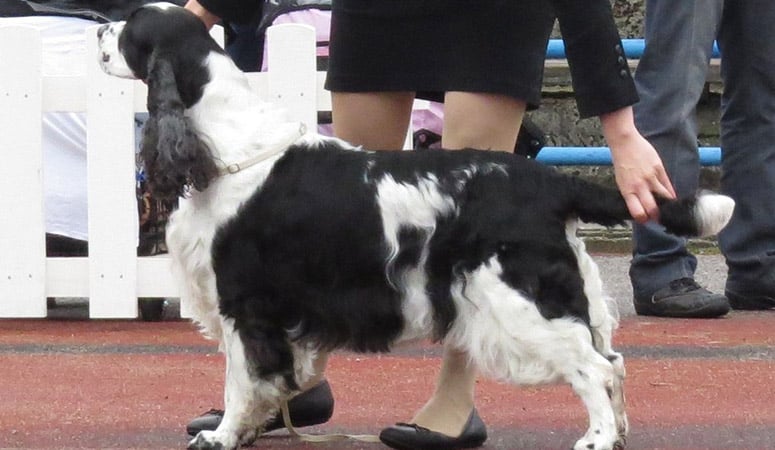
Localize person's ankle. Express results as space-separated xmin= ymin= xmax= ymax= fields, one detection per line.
xmin=411 ymin=400 xmax=475 ymax=436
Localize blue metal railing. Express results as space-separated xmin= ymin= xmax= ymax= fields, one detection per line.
xmin=535 ymin=146 xmax=721 ymax=166
xmin=538 ymin=39 xmax=721 ymax=166
xmin=545 ymin=39 xmax=720 ymax=59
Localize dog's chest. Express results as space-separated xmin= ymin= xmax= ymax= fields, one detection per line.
xmin=165 ymin=181 xmax=253 ymax=273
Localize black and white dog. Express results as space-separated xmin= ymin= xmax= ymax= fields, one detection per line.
xmin=97 ymin=4 xmax=734 ymax=450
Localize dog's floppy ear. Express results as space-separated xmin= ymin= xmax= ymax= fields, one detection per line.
xmin=140 ymin=52 xmax=218 ymax=201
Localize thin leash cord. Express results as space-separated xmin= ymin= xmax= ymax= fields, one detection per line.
xmin=280 ymin=400 xmax=381 ymax=443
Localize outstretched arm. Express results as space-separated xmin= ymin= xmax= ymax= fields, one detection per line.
xmin=554 ymin=0 xmax=676 ymax=222
xmin=601 ymin=106 xmax=676 ymax=223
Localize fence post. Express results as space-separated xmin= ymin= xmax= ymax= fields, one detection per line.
xmin=0 ymin=26 xmax=47 ymax=317
xmin=266 ymin=24 xmax=318 ymax=130
xmin=85 ymin=25 xmax=139 ymax=318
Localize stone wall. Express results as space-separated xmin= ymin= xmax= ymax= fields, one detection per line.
xmin=612 ymin=0 xmax=646 ymax=37
xmin=552 ymin=0 xmax=645 ymax=38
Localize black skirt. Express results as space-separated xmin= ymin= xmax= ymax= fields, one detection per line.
xmin=325 ymin=0 xmax=556 ymax=107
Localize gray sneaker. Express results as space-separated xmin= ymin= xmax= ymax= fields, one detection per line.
xmin=634 ymin=278 xmax=730 ymax=318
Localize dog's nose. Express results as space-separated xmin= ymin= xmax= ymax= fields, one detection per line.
xmin=97 ymin=24 xmax=109 ymax=40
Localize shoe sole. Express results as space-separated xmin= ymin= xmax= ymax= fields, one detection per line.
xmin=186 ymin=413 xmax=331 ymax=437
xmin=379 ymin=431 xmax=486 ymax=450
xmin=634 ymin=301 xmax=730 ymax=318
xmin=726 ymin=290 xmax=775 ymax=310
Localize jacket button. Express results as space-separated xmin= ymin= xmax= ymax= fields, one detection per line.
xmin=619 ymin=69 xmax=629 ymax=78
xmin=617 ymin=56 xmax=626 ymax=65
xmin=615 ymin=43 xmax=623 ymax=54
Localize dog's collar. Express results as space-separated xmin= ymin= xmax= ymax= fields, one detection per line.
xmin=217 ymin=122 xmax=307 ymax=176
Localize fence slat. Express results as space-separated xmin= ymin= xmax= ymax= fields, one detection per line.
xmin=0 ymin=26 xmax=47 ymax=317
xmin=266 ymin=24 xmax=318 ymax=129
xmin=85 ymin=25 xmax=139 ymax=318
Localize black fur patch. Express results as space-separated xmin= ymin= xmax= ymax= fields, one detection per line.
xmin=140 ymin=54 xmax=218 ymax=201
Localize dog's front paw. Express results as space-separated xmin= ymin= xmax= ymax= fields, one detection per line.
xmin=573 ymin=432 xmax=620 ymax=450
xmin=187 ymin=430 xmax=235 ymax=450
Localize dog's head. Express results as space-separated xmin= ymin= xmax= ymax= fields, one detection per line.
xmin=97 ymin=2 xmax=220 ymax=201
xmin=97 ymin=2 xmax=217 ymax=85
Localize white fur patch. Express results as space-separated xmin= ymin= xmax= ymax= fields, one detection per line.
xmin=375 ymin=174 xmax=455 ymax=338
xmin=376 ymin=173 xmax=456 ymax=268
xmin=297 ymin=133 xmax=360 ymax=151
xmin=97 ymin=21 xmax=134 ymax=79
xmin=148 ymin=2 xmax=179 ymax=11
xmin=695 ymin=193 xmax=735 ymax=237
xmin=446 ymin=256 xmax=591 ymax=385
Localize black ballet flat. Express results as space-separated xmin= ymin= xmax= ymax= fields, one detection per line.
xmin=379 ymin=408 xmax=487 ymax=450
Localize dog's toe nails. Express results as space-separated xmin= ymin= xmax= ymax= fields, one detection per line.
xmin=187 ymin=432 xmax=224 ymax=450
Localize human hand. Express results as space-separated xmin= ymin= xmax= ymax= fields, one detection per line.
xmin=601 ymin=108 xmax=676 ymax=223
xmin=184 ymin=0 xmax=220 ymax=29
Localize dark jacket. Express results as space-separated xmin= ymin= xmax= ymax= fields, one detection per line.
xmin=552 ymin=0 xmax=638 ymax=117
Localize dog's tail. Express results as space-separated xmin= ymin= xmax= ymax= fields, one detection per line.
xmin=566 ymin=178 xmax=735 ymax=238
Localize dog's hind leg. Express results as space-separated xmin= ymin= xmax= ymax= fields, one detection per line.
xmin=566 ymin=223 xmax=627 ymax=445
xmin=188 ymin=318 xmax=300 ymax=450
xmin=563 ymin=351 xmax=623 ymax=450
xmin=447 ymin=256 xmax=622 ymax=450
xmin=588 ymin=310 xmax=627 ymax=448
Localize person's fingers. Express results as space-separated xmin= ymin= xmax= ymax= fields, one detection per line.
xmin=624 ymin=193 xmax=648 ymax=224
xmin=650 ymin=182 xmax=674 ymax=201
xmin=638 ymin=187 xmax=660 ymax=221
xmin=653 ymin=167 xmax=677 ymax=199
xmin=615 ymin=162 xmax=675 ymax=223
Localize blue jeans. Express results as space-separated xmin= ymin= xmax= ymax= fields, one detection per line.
xmin=630 ymin=0 xmax=775 ymax=298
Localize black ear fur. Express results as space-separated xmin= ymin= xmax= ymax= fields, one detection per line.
xmin=141 ymin=52 xmax=218 ymax=201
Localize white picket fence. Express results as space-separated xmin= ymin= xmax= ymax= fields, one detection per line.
xmin=0 ymin=23 xmax=328 ymax=319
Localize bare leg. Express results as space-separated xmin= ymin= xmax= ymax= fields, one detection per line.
xmin=441 ymin=91 xmax=526 ymax=152
xmin=409 ymin=346 xmax=477 ymax=436
xmin=332 ymin=91 xmax=415 ymax=150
